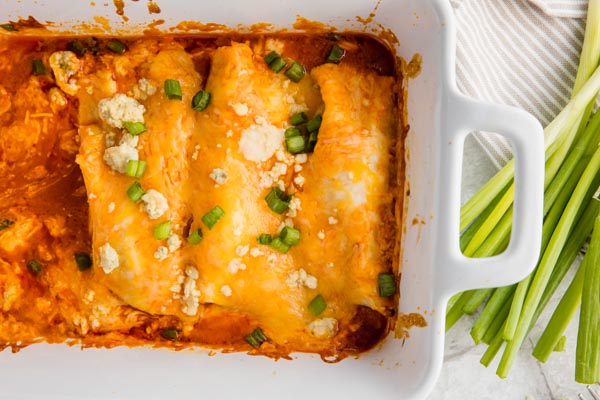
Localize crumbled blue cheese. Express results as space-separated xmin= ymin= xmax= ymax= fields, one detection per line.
xmin=98 ymin=243 xmax=119 ymax=274
xmin=328 ymin=216 xmax=338 ymax=225
xmin=49 ymin=51 xmax=81 ymax=95
xmin=97 ymin=93 xmax=146 ymax=129
xmin=154 ymin=246 xmax=168 ymax=261
xmin=317 ymin=230 xmax=325 ymax=240
xmin=209 ymin=168 xmax=228 ymax=185
xmin=182 ymin=265 xmax=200 ymax=316
xmin=229 ymin=101 xmax=250 ymax=116
xmin=119 ymin=133 xmax=139 ymax=147
xmin=286 ymin=268 xmax=317 ymax=289
xmin=132 ymin=78 xmax=157 ymax=101
xmin=293 ymin=174 xmax=305 ymax=188
xmin=107 ymin=202 xmax=115 ymax=214
xmin=307 ymin=318 xmax=338 ymax=338
xmin=249 ymin=247 xmax=263 ymax=257
xmin=141 ymin=189 xmax=169 ymax=220
xmin=167 ymin=234 xmax=182 ymax=252
xmin=235 ymin=245 xmax=249 ymax=257
xmin=227 ymin=258 xmax=246 ymax=274
xmin=220 ymin=285 xmax=233 ymax=297
xmin=238 ymin=117 xmax=284 ymax=162
xmin=103 ymin=141 xmax=139 ymax=173
xmin=287 ymin=197 xmax=302 ymax=218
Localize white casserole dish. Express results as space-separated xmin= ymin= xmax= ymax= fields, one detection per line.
xmin=0 ymin=0 xmax=545 ymax=398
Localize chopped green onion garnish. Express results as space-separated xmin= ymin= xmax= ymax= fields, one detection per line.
xmin=31 ymin=59 xmax=46 ymax=75
xmin=70 ymin=40 xmax=87 ymax=57
xmin=326 ymin=32 xmax=341 ymax=41
xmin=264 ymin=51 xmax=287 ymax=73
xmin=125 ymin=159 xmax=147 ymax=178
xmin=285 ymin=61 xmax=306 ymax=82
xmin=270 ymin=237 xmax=290 ymax=254
xmin=306 ymin=131 xmax=319 ymax=153
xmin=326 ymin=44 xmax=346 ymax=64
xmin=161 ymin=328 xmax=179 ymax=340
xmin=107 ymin=39 xmax=127 ymax=54
xmin=0 ymin=218 xmax=14 ymax=231
xmin=378 ymin=272 xmax=396 ymax=297
xmin=201 ymin=206 xmax=225 ymax=230
xmin=269 ymin=57 xmax=287 ymax=73
xmin=290 ymin=112 xmax=308 ymax=126
xmin=27 ymin=259 xmax=42 ymax=275
xmin=264 ymin=187 xmax=291 ymax=214
xmin=286 ymin=135 xmax=306 ymax=154
xmin=154 ymin=220 xmax=171 ymax=240
xmin=284 ymin=127 xmax=301 ymax=138
xmin=257 ymin=233 xmax=272 ymax=245
xmin=306 ymin=115 xmax=322 ymax=133
xmin=280 ymin=226 xmax=300 ymax=246
xmin=164 ymin=79 xmax=182 ymax=100
xmin=74 ymin=252 xmax=92 ymax=271
xmin=188 ymin=228 xmax=203 ymax=245
xmin=0 ymin=23 xmax=17 ymax=32
xmin=308 ymin=294 xmax=327 ymax=316
xmin=245 ymin=327 xmax=267 ymax=348
xmin=123 ymin=121 xmax=147 ymax=136
xmin=126 ymin=181 xmax=145 ymax=202
xmin=264 ymin=51 xmax=280 ymax=65
xmin=191 ymin=90 xmax=211 ymax=111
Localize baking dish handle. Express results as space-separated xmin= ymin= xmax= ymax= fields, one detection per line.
xmin=436 ymin=93 xmax=544 ymax=298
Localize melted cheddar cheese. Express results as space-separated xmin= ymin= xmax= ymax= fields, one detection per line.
xmin=0 ymin=33 xmax=402 ymax=359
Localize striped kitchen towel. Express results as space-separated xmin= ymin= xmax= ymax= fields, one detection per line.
xmin=451 ymin=0 xmax=587 ymax=169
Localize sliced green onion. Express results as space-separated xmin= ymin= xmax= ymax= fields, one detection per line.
xmin=286 ymin=135 xmax=306 ymax=154
xmin=284 ymin=127 xmax=301 ymax=138
xmin=164 ymin=79 xmax=182 ymax=100
xmin=0 ymin=23 xmax=17 ymax=32
xmin=191 ymin=90 xmax=211 ymax=111
xmin=126 ymin=181 xmax=145 ymax=202
xmin=280 ymin=226 xmax=300 ymax=246
xmin=31 ymin=59 xmax=46 ymax=75
xmin=378 ymin=272 xmax=396 ymax=297
xmin=264 ymin=51 xmax=287 ymax=73
xmin=125 ymin=160 xmax=147 ymax=178
xmin=0 ymin=218 xmax=14 ymax=231
xmin=264 ymin=187 xmax=291 ymax=214
xmin=201 ymin=206 xmax=225 ymax=230
xmin=306 ymin=131 xmax=319 ymax=153
xmin=74 ymin=252 xmax=92 ymax=271
xmin=326 ymin=44 xmax=346 ymax=64
xmin=269 ymin=57 xmax=287 ymax=73
xmin=27 ymin=259 xmax=42 ymax=275
xmin=257 ymin=233 xmax=272 ymax=245
xmin=245 ymin=327 xmax=267 ymax=348
xmin=70 ymin=40 xmax=87 ymax=57
xmin=188 ymin=228 xmax=203 ymax=245
xmin=270 ymin=237 xmax=290 ymax=254
xmin=264 ymin=51 xmax=280 ymax=65
xmin=290 ymin=112 xmax=308 ymax=126
xmin=308 ymin=294 xmax=327 ymax=316
xmin=107 ymin=39 xmax=127 ymax=54
xmin=161 ymin=328 xmax=179 ymax=340
xmin=154 ymin=220 xmax=171 ymax=240
xmin=306 ymin=115 xmax=322 ymax=133
xmin=285 ymin=61 xmax=306 ymax=82
xmin=123 ymin=121 xmax=147 ymax=136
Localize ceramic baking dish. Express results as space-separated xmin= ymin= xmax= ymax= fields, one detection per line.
xmin=0 ymin=0 xmax=545 ymax=398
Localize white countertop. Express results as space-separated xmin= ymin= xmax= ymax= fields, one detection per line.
xmin=427 ymin=136 xmax=594 ymax=400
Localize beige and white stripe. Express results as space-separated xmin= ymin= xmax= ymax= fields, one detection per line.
xmin=451 ymin=0 xmax=586 ymax=169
